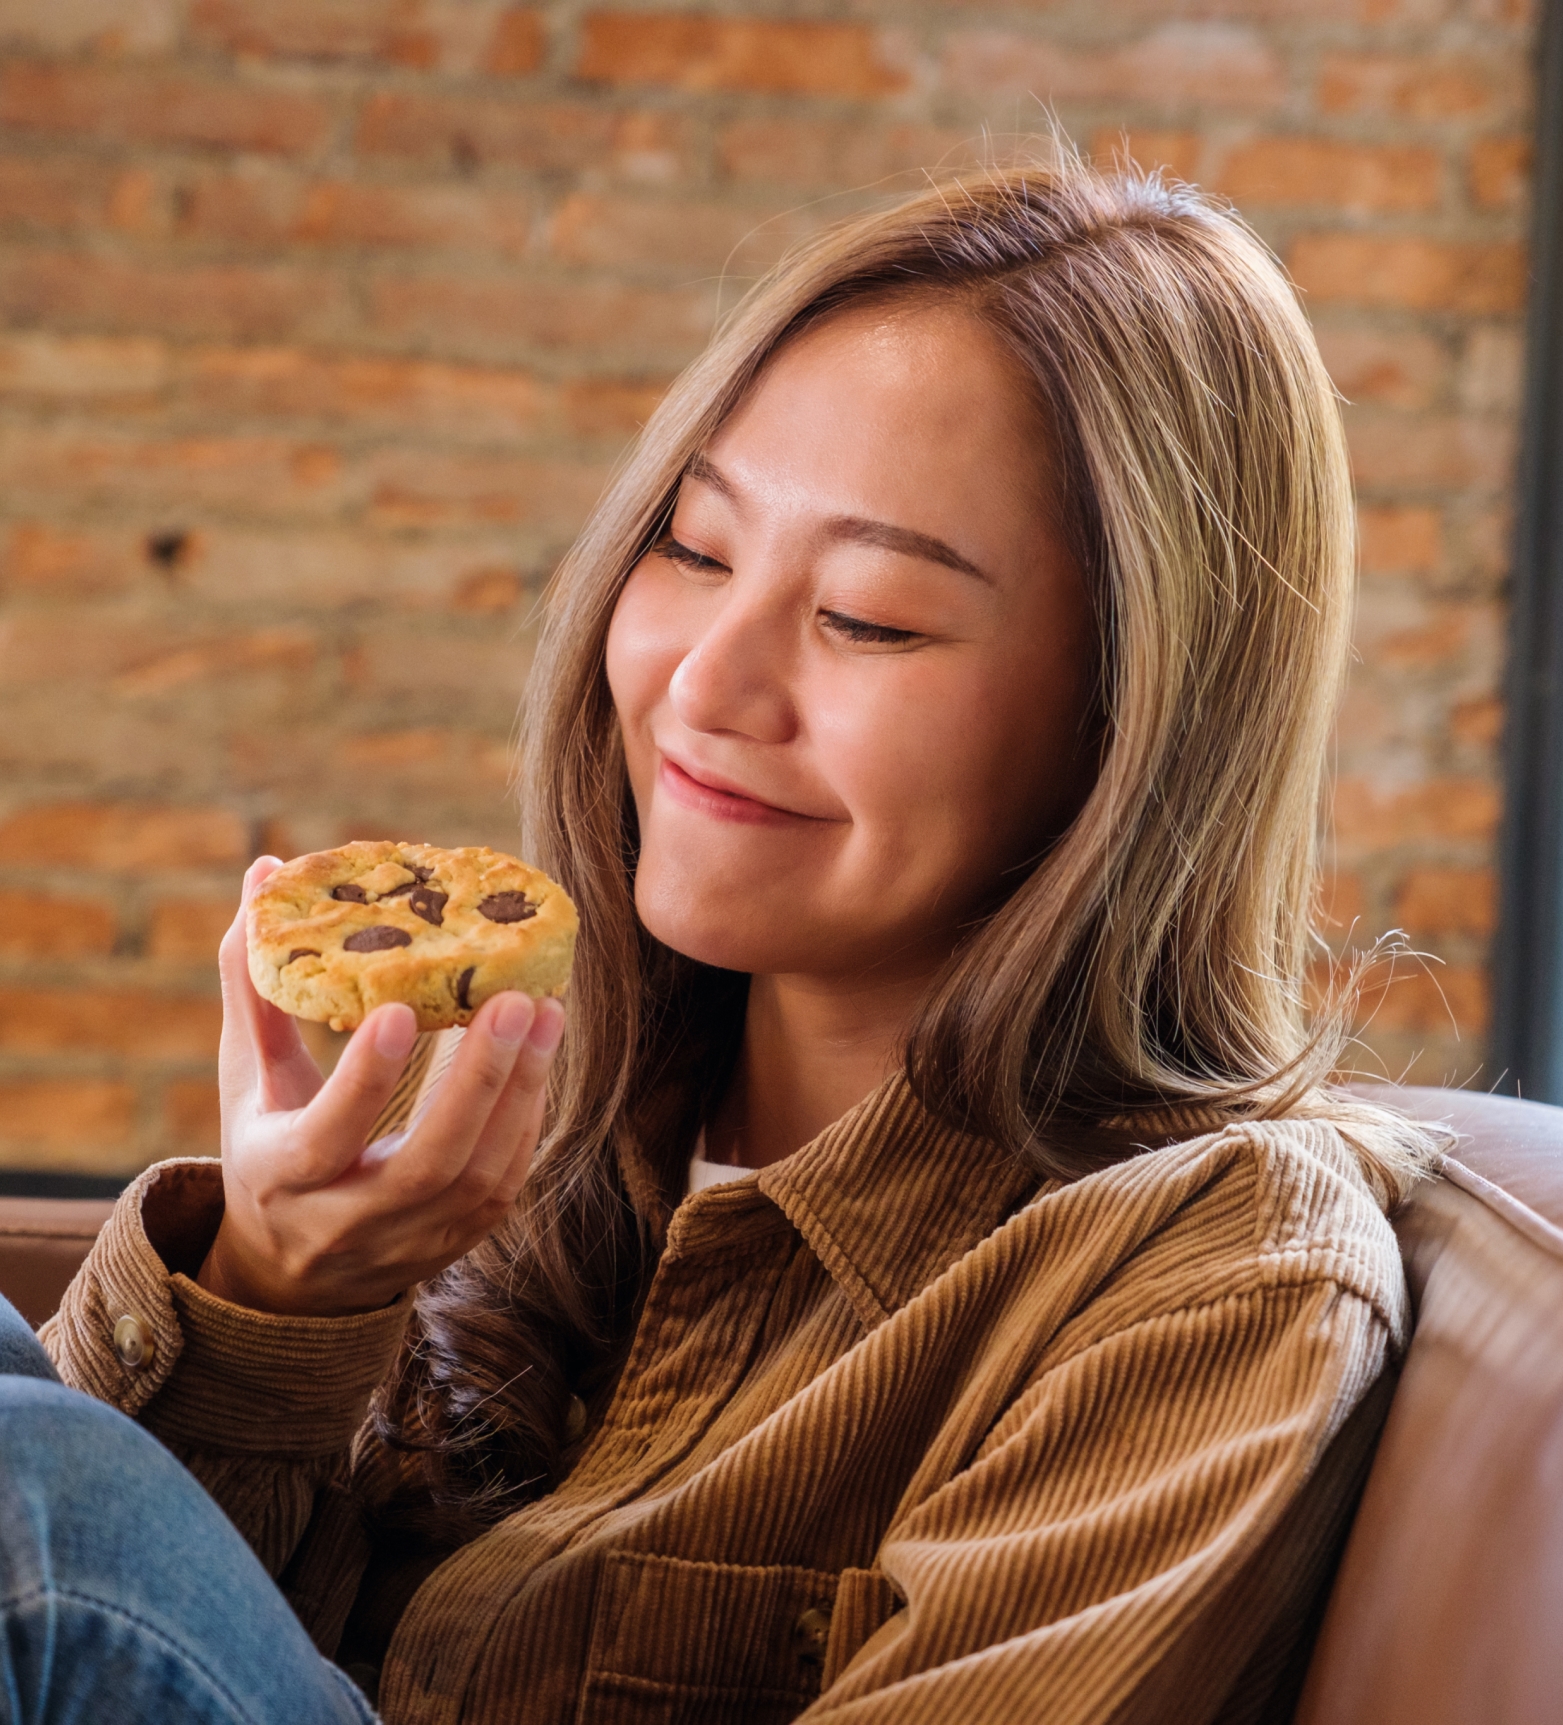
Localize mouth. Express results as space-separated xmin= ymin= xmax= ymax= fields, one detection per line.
xmin=658 ymin=756 xmax=818 ymax=826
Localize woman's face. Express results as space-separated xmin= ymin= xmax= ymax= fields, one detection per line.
xmin=606 ymin=298 xmax=1097 ymax=984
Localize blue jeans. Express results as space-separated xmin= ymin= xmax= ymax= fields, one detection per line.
xmin=0 ymin=1296 xmax=377 ymax=1724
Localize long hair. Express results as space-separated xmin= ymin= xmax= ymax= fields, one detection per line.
xmin=368 ymin=157 xmax=1439 ymax=1536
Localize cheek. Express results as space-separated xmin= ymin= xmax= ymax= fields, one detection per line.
xmin=605 ymin=565 xmax=683 ymax=777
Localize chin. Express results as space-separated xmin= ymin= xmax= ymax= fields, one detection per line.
xmin=633 ymin=868 xmax=817 ymax=975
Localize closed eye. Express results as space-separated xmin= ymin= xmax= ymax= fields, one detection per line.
xmin=656 ymin=534 xmax=728 ymax=574
xmin=820 ymin=609 xmax=919 ymax=646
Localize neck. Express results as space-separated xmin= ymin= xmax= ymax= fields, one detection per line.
xmin=705 ymin=966 xmax=937 ymax=1170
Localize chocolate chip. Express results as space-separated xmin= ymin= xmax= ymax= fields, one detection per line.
xmin=406 ymin=864 xmax=434 ymax=882
xmin=380 ymin=880 xmax=416 ymax=897
xmin=343 ymin=926 xmax=413 ymax=953
xmin=456 ymin=966 xmax=475 ymax=1011
xmin=478 ymin=891 xmax=536 ymax=924
xmin=409 ymin=886 xmax=447 ymax=927
xmin=331 ymin=883 xmax=369 ymax=903
xmin=285 ymin=948 xmax=319 ymax=964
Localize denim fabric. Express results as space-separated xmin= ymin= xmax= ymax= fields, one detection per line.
xmin=0 ymin=1297 xmax=377 ymax=1725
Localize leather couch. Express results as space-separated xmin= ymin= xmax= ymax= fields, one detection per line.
xmin=1 ymin=1086 xmax=1557 ymax=1723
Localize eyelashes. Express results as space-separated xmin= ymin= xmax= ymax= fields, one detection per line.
xmin=654 ymin=534 xmax=921 ymax=649
xmin=655 ymin=533 xmax=727 ymax=575
xmin=818 ymin=610 xmax=918 ymax=646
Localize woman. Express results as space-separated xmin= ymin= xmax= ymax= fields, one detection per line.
xmin=3 ymin=159 xmax=1436 ymax=1723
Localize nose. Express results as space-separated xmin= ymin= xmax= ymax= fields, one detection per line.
xmin=667 ymin=580 xmax=797 ymax=745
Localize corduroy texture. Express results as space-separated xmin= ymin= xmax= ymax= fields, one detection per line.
xmin=42 ymin=1079 xmax=1406 ymax=1724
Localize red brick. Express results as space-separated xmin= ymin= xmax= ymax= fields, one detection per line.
xmin=357 ymin=92 xmax=691 ymax=180
xmin=175 ymin=170 xmax=534 ymax=257
xmin=0 ymin=61 xmax=332 ymax=157
xmin=0 ymin=0 xmax=181 ymax=53
xmin=548 ymin=191 xmax=814 ymax=276
xmin=1358 ymin=506 xmax=1442 ymax=576
xmin=1215 ymin=138 xmax=1440 ymax=213
xmin=167 ymin=528 xmax=531 ymax=611
xmin=0 ymin=1079 xmax=136 ymax=1153
xmin=1369 ymin=601 xmax=1487 ymax=670
xmin=367 ymin=273 xmax=714 ymax=363
xmin=1 ymin=524 xmax=145 ymax=596
xmin=162 ymin=1077 xmax=221 ymax=1154
xmin=0 ymin=889 xmax=116 ymax=958
xmin=560 ymin=376 xmax=667 ymax=437
xmin=184 ymin=346 xmax=551 ymax=439
xmin=0 ymin=250 xmax=350 ymax=345
xmin=147 ymin=897 xmax=237 ymax=963
xmin=942 ymin=25 xmax=1285 ymax=108
xmin=450 ymin=567 xmax=524 ymax=613
xmin=1318 ymin=52 xmax=1507 ymax=120
xmin=0 ymin=156 xmax=164 ymax=237
xmin=362 ymin=451 xmax=609 ymax=531
xmin=720 ymin=118 xmax=976 ymax=188
xmin=1470 ymin=136 xmax=1532 ymax=210
xmin=1318 ymin=869 xmax=1368 ymax=933
xmin=485 ymin=9 xmax=546 ymax=74
xmin=0 ymin=984 xmax=221 ymax=1058
xmin=1394 ymin=866 xmax=1496 ymax=937
xmin=0 ymin=803 xmax=247 ymax=871
xmin=1356 ymin=964 xmax=1490 ymax=1036
xmin=0 ymin=428 xmax=345 ymax=516
xmin=228 ymin=724 xmax=513 ymax=794
xmin=192 ymin=0 xmax=545 ymax=75
xmin=1314 ymin=327 xmax=1447 ymax=411
xmin=1346 ymin=412 xmax=1515 ymax=490
xmin=1087 ymin=128 xmax=1204 ymax=183
xmin=1291 ymin=235 xmax=1526 ymax=315
xmin=0 ymin=332 xmax=168 ymax=400
xmin=339 ymin=727 xmax=511 ymax=784
xmin=579 ymin=14 xmax=907 ymax=97
xmin=112 ymin=628 xmax=317 ymax=699
xmin=1330 ymin=777 xmax=1501 ymax=852
xmin=1451 ymin=696 xmax=1504 ymax=748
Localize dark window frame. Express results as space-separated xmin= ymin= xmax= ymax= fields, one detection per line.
xmin=1493 ymin=0 xmax=1563 ymax=1098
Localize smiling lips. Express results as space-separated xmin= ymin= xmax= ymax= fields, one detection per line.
xmin=659 ymin=757 xmax=820 ymax=826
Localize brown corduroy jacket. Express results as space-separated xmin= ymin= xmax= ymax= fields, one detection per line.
xmin=41 ymin=1076 xmax=1407 ymax=1725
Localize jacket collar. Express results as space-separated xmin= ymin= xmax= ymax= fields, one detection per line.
xmin=749 ymin=1076 xmax=1043 ymax=1331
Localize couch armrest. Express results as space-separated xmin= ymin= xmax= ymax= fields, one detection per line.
xmin=0 ymin=1197 xmax=119 ymax=1328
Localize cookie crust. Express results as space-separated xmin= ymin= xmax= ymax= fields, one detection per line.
xmin=247 ymin=841 xmax=577 ymax=1033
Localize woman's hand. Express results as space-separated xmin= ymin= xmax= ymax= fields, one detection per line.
xmin=198 ymin=856 xmax=564 ymax=1318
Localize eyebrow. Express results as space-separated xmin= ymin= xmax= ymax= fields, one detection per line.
xmin=683 ymin=453 xmax=991 ymax=584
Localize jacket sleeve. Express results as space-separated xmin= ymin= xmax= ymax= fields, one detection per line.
xmin=40 ymin=1158 xmax=410 ymax=1638
xmin=804 ymin=1276 xmax=1396 ymax=1725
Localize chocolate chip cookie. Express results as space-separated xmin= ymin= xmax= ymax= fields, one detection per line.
xmin=247 ymin=841 xmax=577 ymax=1033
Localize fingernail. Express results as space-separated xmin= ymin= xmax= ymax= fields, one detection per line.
xmin=527 ymin=1000 xmax=565 ymax=1057
xmin=490 ymin=993 xmax=533 ymax=1046
xmin=373 ymin=1005 xmax=418 ymax=1061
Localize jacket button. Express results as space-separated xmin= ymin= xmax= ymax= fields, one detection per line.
xmin=794 ymin=1605 xmax=832 ymax=1666
xmin=112 ymin=1314 xmax=154 ymax=1372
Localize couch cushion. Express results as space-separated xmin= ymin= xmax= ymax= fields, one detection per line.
xmin=1297 ymin=1087 xmax=1563 ymax=1723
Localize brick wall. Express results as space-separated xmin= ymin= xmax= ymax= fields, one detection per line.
xmin=0 ymin=0 xmax=1537 ymax=1176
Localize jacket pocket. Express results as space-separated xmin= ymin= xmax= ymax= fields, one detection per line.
xmin=576 ymin=1551 xmax=842 ymax=1725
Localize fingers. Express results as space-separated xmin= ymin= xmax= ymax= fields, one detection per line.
xmin=286 ymin=1003 xmax=420 ymax=1185
xmin=374 ymin=992 xmax=561 ymax=1215
xmin=458 ymin=997 xmax=563 ymax=1202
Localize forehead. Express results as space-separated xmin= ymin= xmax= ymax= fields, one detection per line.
xmin=701 ymin=298 xmax=1054 ymax=525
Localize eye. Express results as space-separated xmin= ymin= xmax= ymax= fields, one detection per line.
xmin=655 ymin=533 xmax=728 ymax=575
xmin=820 ymin=609 xmax=919 ymax=647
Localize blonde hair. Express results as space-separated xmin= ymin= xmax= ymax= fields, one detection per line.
xmin=371 ymin=158 xmax=1438 ymax=1529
